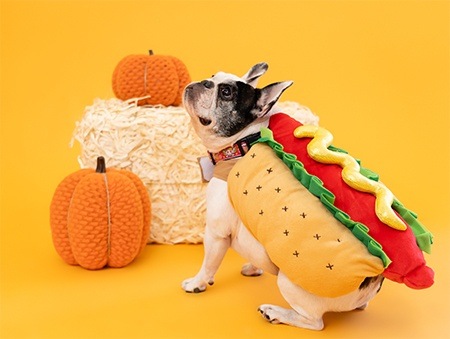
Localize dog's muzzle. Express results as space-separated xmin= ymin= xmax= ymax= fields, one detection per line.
xmin=184 ymin=83 xmax=214 ymax=126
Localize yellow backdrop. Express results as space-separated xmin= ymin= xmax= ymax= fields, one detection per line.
xmin=1 ymin=0 xmax=449 ymax=338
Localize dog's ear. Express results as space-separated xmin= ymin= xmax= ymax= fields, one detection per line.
xmin=241 ymin=63 xmax=269 ymax=87
xmin=253 ymin=81 xmax=293 ymax=117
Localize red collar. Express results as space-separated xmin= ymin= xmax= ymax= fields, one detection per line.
xmin=208 ymin=132 xmax=261 ymax=165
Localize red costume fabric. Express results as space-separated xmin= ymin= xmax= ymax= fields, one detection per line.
xmin=268 ymin=113 xmax=434 ymax=289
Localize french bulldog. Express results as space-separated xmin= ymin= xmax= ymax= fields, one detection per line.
xmin=181 ymin=63 xmax=384 ymax=330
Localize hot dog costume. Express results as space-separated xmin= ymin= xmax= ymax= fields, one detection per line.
xmin=226 ymin=113 xmax=434 ymax=298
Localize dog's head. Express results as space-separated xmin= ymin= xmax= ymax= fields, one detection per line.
xmin=183 ymin=63 xmax=292 ymax=151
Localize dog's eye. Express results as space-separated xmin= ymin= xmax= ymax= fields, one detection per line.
xmin=199 ymin=117 xmax=212 ymax=126
xmin=220 ymin=85 xmax=233 ymax=99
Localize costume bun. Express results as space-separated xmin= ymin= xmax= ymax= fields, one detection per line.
xmin=228 ymin=142 xmax=384 ymax=298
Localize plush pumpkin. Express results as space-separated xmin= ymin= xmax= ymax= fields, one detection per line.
xmin=112 ymin=50 xmax=191 ymax=106
xmin=50 ymin=156 xmax=151 ymax=270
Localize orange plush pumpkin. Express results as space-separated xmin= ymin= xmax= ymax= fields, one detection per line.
xmin=112 ymin=50 xmax=191 ymax=106
xmin=50 ymin=157 xmax=151 ymax=270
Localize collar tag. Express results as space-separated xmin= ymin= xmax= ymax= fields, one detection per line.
xmin=198 ymin=156 xmax=215 ymax=182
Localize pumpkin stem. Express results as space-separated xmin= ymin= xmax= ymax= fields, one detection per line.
xmin=96 ymin=156 xmax=107 ymax=173
xmin=149 ymin=50 xmax=154 ymax=55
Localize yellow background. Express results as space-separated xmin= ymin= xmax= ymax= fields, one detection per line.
xmin=1 ymin=0 xmax=449 ymax=338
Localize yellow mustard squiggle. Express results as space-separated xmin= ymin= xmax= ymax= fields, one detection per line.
xmin=294 ymin=125 xmax=407 ymax=231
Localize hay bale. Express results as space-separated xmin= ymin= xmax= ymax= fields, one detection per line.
xmin=71 ymin=98 xmax=206 ymax=244
xmin=71 ymin=98 xmax=318 ymax=244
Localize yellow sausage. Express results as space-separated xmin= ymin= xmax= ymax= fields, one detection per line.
xmin=294 ymin=125 xmax=407 ymax=231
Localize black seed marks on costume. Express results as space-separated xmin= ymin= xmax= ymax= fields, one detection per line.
xmin=243 ymin=190 xmax=248 ymax=195
xmin=337 ymin=238 xmax=341 ymax=242
xmin=251 ymin=153 xmax=256 ymax=158
xmin=256 ymin=185 xmax=262 ymax=191
xmin=283 ymin=230 xmax=289 ymax=236
xmin=235 ymin=172 xmax=240 ymax=178
xmin=326 ymin=263 xmax=334 ymax=270
xmin=275 ymin=187 xmax=281 ymax=193
xmin=259 ymin=210 xmax=264 ymax=216
xmin=313 ymin=234 xmax=321 ymax=240
xmin=266 ymin=167 xmax=273 ymax=174
xmin=282 ymin=206 xmax=288 ymax=212
xmin=300 ymin=212 xmax=307 ymax=218
xmin=293 ymin=250 xmax=300 ymax=257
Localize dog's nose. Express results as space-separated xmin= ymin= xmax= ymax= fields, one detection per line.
xmin=201 ymin=80 xmax=214 ymax=89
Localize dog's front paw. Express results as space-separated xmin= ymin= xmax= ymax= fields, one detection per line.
xmin=182 ymin=276 xmax=214 ymax=293
xmin=241 ymin=263 xmax=263 ymax=277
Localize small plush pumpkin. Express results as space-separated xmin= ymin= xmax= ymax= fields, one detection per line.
xmin=50 ymin=157 xmax=151 ymax=269
xmin=112 ymin=50 xmax=191 ymax=106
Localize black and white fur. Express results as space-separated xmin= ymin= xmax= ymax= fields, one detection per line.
xmin=182 ymin=63 xmax=383 ymax=330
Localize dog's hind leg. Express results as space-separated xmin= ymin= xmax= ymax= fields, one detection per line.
xmin=259 ymin=271 xmax=383 ymax=330
xmin=258 ymin=304 xmax=324 ymax=330
xmin=258 ymin=271 xmax=325 ymax=330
